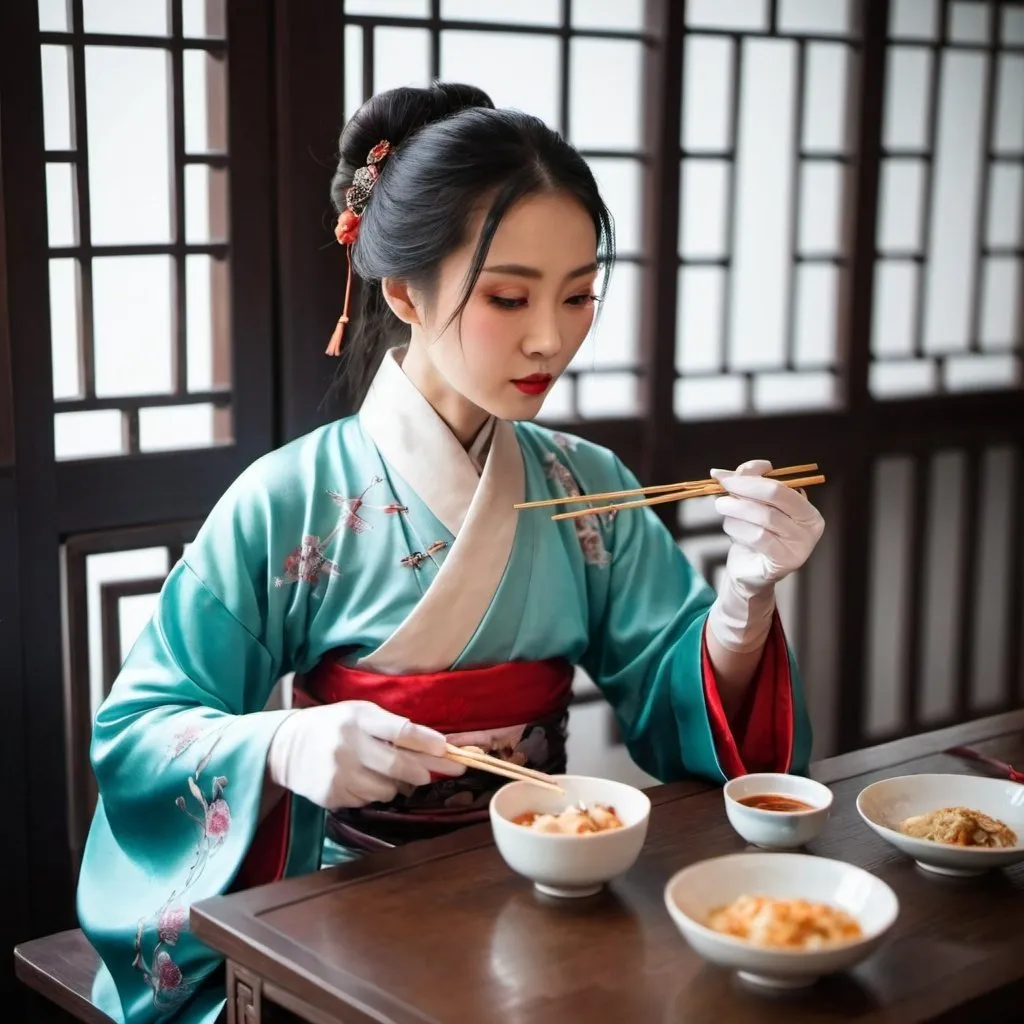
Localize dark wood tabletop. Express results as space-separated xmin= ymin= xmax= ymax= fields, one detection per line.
xmin=193 ymin=709 xmax=1024 ymax=1024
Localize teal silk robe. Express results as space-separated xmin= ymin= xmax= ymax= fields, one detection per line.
xmin=76 ymin=348 xmax=812 ymax=1023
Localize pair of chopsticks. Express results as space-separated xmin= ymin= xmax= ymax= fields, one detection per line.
xmin=514 ymin=463 xmax=825 ymax=522
xmin=947 ymin=745 xmax=1024 ymax=784
xmin=444 ymin=743 xmax=565 ymax=794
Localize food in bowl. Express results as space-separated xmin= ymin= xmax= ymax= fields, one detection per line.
xmin=737 ymin=794 xmax=815 ymax=812
xmin=723 ymin=773 xmax=833 ymax=849
xmin=512 ymin=803 xmax=623 ymax=835
xmin=898 ymin=805 xmax=1016 ymax=848
xmin=706 ymin=894 xmax=862 ymax=950
xmin=857 ymin=774 xmax=1024 ymax=877
xmin=664 ymin=853 xmax=899 ymax=991
xmin=490 ymin=775 xmax=651 ymax=898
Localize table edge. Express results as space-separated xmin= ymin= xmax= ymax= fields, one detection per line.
xmin=191 ymin=708 xmax=1024 ymax=1024
xmin=811 ymin=708 xmax=1024 ymax=785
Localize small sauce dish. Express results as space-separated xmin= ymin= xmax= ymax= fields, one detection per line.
xmin=723 ymin=772 xmax=833 ymax=849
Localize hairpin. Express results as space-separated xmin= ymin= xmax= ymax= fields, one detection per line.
xmin=326 ymin=139 xmax=392 ymax=357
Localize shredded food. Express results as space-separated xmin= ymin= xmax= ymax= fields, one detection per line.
xmin=706 ymin=895 xmax=862 ymax=949
xmin=898 ymin=806 xmax=1017 ymax=848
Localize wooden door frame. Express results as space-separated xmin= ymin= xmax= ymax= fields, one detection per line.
xmin=0 ymin=0 xmax=279 ymax=960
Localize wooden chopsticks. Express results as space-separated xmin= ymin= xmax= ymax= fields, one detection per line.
xmin=512 ymin=462 xmax=825 ymax=523
xmin=552 ymin=473 xmax=825 ymax=521
xmin=514 ymin=463 xmax=819 ymax=511
xmin=444 ymin=744 xmax=565 ymax=794
xmin=946 ymin=745 xmax=1024 ymax=784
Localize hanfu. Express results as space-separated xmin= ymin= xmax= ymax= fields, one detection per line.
xmin=76 ymin=348 xmax=811 ymax=1023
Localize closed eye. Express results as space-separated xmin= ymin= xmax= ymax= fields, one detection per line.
xmin=488 ymin=296 xmax=527 ymax=310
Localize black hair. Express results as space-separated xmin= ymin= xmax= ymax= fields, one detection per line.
xmin=328 ymin=82 xmax=616 ymax=405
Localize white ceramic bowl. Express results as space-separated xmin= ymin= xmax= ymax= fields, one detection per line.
xmin=856 ymin=773 xmax=1024 ymax=877
xmin=664 ymin=852 xmax=899 ymax=991
xmin=489 ymin=774 xmax=651 ymax=898
xmin=723 ymin=772 xmax=833 ymax=849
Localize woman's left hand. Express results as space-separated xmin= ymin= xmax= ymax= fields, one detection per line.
xmin=710 ymin=459 xmax=825 ymax=594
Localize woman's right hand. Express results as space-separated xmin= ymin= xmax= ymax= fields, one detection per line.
xmin=266 ymin=700 xmax=464 ymax=809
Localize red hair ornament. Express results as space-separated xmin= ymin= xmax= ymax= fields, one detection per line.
xmin=326 ymin=140 xmax=392 ymax=357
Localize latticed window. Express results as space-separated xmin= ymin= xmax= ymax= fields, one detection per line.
xmin=2 ymin=0 xmax=1021 ymax=903
xmin=38 ymin=0 xmax=232 ymax=460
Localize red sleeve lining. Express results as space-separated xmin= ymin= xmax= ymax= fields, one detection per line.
xmin=235 ymin=790 xmax=292 ymax=890
xmin=700 ymin=614 xmax=794 ymax=779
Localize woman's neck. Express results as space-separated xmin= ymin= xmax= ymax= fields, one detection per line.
xmin=399 ymin=341 xmax=490 ymax=447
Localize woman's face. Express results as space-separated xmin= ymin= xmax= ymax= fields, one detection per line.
xmin=397 ymin=190 xmax=600 ymax=438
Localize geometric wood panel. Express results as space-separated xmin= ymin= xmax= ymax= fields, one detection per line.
xmin=61 ymin=520 xmax=199 ymax=872
xmin=871 ymin=0 xmax=1024 ymax=398
xmin=864 ymin=443 xmax=1022 ymax=742
xmin=100 ymin=576 xmax=167 ymax=691
xmin=2 ymin=0 xmax=277 ymax=969
xmin=675 ymin=2 xmax=858 ymax=419
xmin=39 ymin=0 xmax=233 ymax=459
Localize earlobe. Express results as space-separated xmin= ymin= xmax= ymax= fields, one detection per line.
xmin=381 ymin=277 xmax=421 ymax=327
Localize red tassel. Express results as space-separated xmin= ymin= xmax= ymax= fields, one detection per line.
xmin=326 ymin=154 xmax=384 ymax=357
xmin=326 ymin=244 xmax=354 ymax=357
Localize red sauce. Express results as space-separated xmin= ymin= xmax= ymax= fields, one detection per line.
xmin=738 ymin=794 xmax=814 ymax=812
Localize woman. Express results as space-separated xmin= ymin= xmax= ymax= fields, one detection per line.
xmin=77 ymin=82 xmax=823 ymax=1024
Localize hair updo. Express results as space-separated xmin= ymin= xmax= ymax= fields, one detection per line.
xmin=327 ymin=81 xmax=615 ymax=404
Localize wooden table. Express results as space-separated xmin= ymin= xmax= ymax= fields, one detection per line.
xmin=193 ymin=710 xmax=1024 ymax=1024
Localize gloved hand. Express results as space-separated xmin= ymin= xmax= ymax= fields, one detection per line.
xmin=266 ymin=700 xmax=464 ymax=809
xmin=706 ymin=459 xmax=825 ymax=652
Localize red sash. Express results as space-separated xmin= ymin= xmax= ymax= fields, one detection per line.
xmin=296 ymin=656 xmax=574 ymax=733
xmin=238 ymin=657 xmax=574 ymax=889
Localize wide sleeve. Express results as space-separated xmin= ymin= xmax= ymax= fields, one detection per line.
xmin=579 ymin=457 xmax=812 ymax=785
xmin=75 ymin=469 xmax=312 ymax=1024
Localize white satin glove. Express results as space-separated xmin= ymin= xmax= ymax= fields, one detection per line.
xmin=706 ymin=459 xmax=825 ymax=652
xmin=266 ymin=700 xmax=464 ymax=809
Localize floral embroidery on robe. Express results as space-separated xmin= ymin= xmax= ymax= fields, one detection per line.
xmin=274 ymin=534 xmax=343 ymax=589
xmin=543 ymin=450 xmax=611 ymax=568
xmin=132 ymin=732 xmax=232 ymax=1011
xmin=275 ymin=476 xmax=407 ymax=589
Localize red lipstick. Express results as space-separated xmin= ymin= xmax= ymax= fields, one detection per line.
xmin=512 ymin=373 xmax=552 ymax=396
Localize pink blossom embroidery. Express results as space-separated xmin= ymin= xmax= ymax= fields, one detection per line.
xmin=133 ymin=734 xmax=230 ymax=1009
xmin=205 ymin=798 xmax=231 ymax=838
xmin=578 ymin=530 xmax=609 ymax=568
xmin=543 ymin=452 xmax=610 ymax=568
xmin=166 ymin=724 xmax=203 ymax=762
xmin=155 ymin=950 xmax=184 ymax=990
xmin=327 ymin=492 xmax=373 ymax=535
xmin=327 ymin=475 xmax=407 ymax=534
xmin=133 ymin=917 xmax=191 ymax=1009
xmin=276 ymin=477 xmax=407 ymax=591
xmin=552 ymin=431 xmax=579 ymax=453
xmin=157 ymin=906 xmax=187 ymax=945
xmin=176 ymin=773 xmax=231 ymax=851
xmin=274 ymin=535 xmax=342 ymax=589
